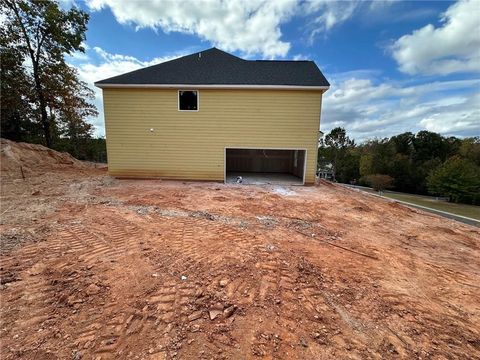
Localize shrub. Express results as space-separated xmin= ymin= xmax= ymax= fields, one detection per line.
xmin=365 ymin=174 xmax=395 ymax=192
xmin=427 ymin=156 xmax=480 ymax=204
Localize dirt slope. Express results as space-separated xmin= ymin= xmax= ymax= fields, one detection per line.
xmin=0 ymin=167 xmax=479 ymax=359
xmin=0 ymin=138 xmax=91 ymax=178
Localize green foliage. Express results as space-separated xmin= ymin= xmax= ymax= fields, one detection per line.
xmin=413 ymin=131 xmax=450 ymax=163
xmin=359 ymin=154 xmax=373 ymax=178
xmin=0 ymin=42 xmax=40 ymax=142
xmin=364 ymin=174 xmax=395 ymax=192
xmin=53 ymin=137 xmax=107 ymax=163
xmin=458 ymin=137 xmax=480 ymax=166
xmin=1 ymin=0 xmax=94 ymax=147
xmin=318 ymin=128 xmax=480 ymax=205
xmin=390 ymin=132 xmax=414 ymax=156
xmin=318 ymin=127 xmax=358 ymax=182
xmin=427 ymin=156 xmax=480 ymax=204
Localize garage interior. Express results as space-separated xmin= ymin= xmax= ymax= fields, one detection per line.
xmin=225 ymin=148 xmax=305 ymax=185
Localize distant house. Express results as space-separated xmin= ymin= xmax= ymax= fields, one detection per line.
xmin=317 ymin=162 xmax=334 ymax=181
xmin=95 ymin=48 xmax=329 ymax=185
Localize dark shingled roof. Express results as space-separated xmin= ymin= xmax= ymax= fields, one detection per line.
xmin=95 ymin=48 xmax=329 ymax=87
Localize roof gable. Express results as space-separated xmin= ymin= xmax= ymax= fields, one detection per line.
xmin=95 ymin=48 xmax=329 ymax=88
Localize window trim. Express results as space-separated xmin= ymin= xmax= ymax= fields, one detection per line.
xmin=178 ymin=90 xmax=199 ymax=112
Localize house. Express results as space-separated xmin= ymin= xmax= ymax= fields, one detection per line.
xmin=95 ymin=48 xmax=329 ymax=185
xmin=317 ymin=162 xmax=335 ymax=181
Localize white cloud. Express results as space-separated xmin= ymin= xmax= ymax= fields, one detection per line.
xmin=292 ymin=53 xmax=311 ymax=60
xmin=86 ymin=0 xmax=297 ymax=58
xmin=391 ymin=0 xmax=480 ymax=75
xmin=322 ymin=73 xmax=480 ymax=141
xmin=85 ymin=0 xmax=386 ymax=59
xmin=304 ymin=1 xmax=359 ymax=38
xmin=419 ymin=92 xmax=480 ymax=135
xmin=57 ymin=0 xmax=77 ymax=9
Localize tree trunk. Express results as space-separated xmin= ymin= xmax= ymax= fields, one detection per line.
xmin=6 ymin=0 xmax=52 ymax=147
xmin=33 ymin=70 xmax=51 ymax=147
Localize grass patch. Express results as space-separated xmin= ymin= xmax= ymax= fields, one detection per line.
xmin=353 ymin=187 xmax=480 ymax=220
xmin=382 ymin=193 xmax=480 ymax=220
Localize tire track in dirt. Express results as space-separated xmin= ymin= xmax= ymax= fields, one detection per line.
xmin=1 ymin=209 xmax=148 ymax=359
xmin=0 ymin=266 xmax=57 ymax=356
xmin=3 ymin=177 xmax=479 ymax=359
xmin=149 ymin=216 xmax=260 ymax=275
xmin=148 ymin=281 xmax=201 ymax=325
xmin=73 ymin=281 xmax=202 ymax=358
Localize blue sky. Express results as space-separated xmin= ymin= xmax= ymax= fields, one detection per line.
xmin=66 ymin=0 xmax=480 ymax=141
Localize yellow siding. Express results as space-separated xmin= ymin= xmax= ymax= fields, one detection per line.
xmin=102 ymin=89 xmax=323 ymax=184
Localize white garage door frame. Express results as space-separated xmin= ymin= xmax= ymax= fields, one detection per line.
xmin=224 ymin=147 xmax=308 ymax=185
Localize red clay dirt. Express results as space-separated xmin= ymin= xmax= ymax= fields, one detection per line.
xmin=1 ymin=142 xmax=479 ymax=359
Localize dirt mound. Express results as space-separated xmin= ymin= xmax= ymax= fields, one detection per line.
xmin=1 ymin=138 xmax=91 ymax=178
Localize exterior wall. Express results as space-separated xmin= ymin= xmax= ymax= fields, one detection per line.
xmin=102 ymin=88 xmax=323 ymax=184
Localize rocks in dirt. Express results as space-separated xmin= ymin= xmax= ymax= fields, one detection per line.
xmin=208 ymin=303 xmax=237 ymax=321
xmin=209 ymin=309 xmax=223 ymax=320
xmin=209 ymin=303 xmax=225 ymax=320
xmin=265 ymin=244 xmax=276 ymax=252
xmin=136 ymin=207 xmax=150 ymax=215
xmin=256 ymin=216 xmax=278 ymax=227
xmin=300 ymin=337 xmax=308 ymax=347
xmin=0 ymin=273 xmax=20 ymax=285
xmin=219 ymin=279 xmax=229 ymax=287
xmin=0 ymin=229 xmax=35 ymax=256
xmin=190 ymin=210 xmax=215 ymax=221
xmin=188 ymin=311 xmax=203 ymax=322
xmin=312 ymin=331 xmax=328 ymax=345
xmin=223 ymin=305 xmax=236 ymax=318
xmin=67 ymin=296 xmax=84 ymax=307
xmin=85 ymin=283 xmax=100 ymax=296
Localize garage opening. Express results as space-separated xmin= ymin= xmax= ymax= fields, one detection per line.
xmin=225 ymin=148 xmax=306 ymax=185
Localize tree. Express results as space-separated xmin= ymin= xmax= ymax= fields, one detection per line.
xmin=1 ymin=0 xmax=90 ymax=147
xmin=427 ymin=156 xmax=480 ymax=204
xmin=390 ymin=132 xmax=415 ymax=157
xmin=318 ymin=127 xmax=355 ymax=181
xmin=365 ymin=174 xmax=395 ymax=192
xmin=317 ymin=128 xmax=480 ymax=204
xmin=458 ymin=137 xmax=480 ymax=166
xmin=388 ymin=153 xmax=417 ymax=193
xmin=0 ymin=39 xmax=38 ymax=142
xmin=42 ymin=62 xmax=97 ymax=139
xmin=413 ymin=131 xmax=449 ymax=163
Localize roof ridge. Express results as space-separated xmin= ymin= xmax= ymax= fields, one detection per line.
xmin=254 ymin=60 xmax=312 ymax=63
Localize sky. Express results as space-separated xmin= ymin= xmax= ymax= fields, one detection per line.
xmin=64 ymin=0 xmax=480 ymax=142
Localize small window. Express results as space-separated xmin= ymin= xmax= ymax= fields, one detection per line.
xmin=178 ymin=90 xmax=198 ymax=111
